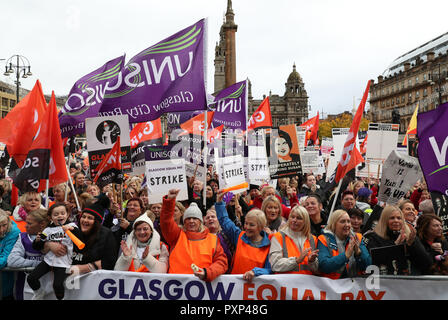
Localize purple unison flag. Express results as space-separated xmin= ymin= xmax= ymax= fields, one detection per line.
xmin=99 ymin=19 xmax=207 ymax=124
xmin=212 ymin=80 xmax=248 ymax=133
xmin=58 ymin=55 xmax=126 ymax=138
xmin=417 ymin=102 xmax=448 ymax=194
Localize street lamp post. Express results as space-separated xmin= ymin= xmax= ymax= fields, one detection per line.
xmin=3 ymin=54 xmax=32 ymax=104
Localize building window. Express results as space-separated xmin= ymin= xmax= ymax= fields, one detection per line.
xmin=416 ymin=90 xmax=420 ymax=99
xmin=9 ymin=100 xmax=15 ymax=108
xmin=423 ymin=74 xmax=427 ymax=81
xmin=423 ymin=88 xmax=427 ymax=96
xmin=1 ymin=98 xmax=7 ymax=107
xmin=402 ymin=95 xmax=405 ymax=103
xmin=415 ymin=76 xmax=419 ymax=84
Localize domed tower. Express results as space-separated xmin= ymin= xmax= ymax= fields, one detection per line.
xmin=284 ymin=63 xmax=309 ymax=124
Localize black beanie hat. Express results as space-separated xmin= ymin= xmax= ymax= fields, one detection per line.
xmin=82 ymin=193 xmax=110 ymax=223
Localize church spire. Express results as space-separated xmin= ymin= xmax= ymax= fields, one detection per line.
xmin=225 ymin=0 xmax=235 ymax=24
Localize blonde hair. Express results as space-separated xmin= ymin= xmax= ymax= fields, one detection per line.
xmin=261 ymin=195 xmax=283 ymax=218
xmin=245 ymin=209 xmax=267 ymax=229
xmin=325 ymin=209 xmax=349 ymax=233
xmin=28 ymin=209 xmax=49 ymax=228
xmin=284 ymin=205 xmax=311 ymax=238
xmin=53 ymin=183 xmax=67 ymax=193
xmin=374 ymin=205 xmax=410 ymax=239
xmin=0 ymin=209 xmax=12 ymax=234
xmin=261 ymin=185 xmax=275 ymax=197
xmin=18 ymin=192 xmax=42 ymax=207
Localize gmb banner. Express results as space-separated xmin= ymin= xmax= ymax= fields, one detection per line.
xmin=23 ymin=270 xmax=448 ymax=300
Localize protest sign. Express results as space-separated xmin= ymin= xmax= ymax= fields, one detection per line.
xmin=378 ymin=150 xmax=422 ymax=205
xmin=321 ymin=137 xmax=333 ymax=159
xmin=85 ymin=115 xmax=131 ymax=178
xmin=247 ymin=130 xmax=269 ymax=185
xmin=266 ymin=126 xmax=302 ymax=179
xmin=300 ymin=146 xmax=320 ymax=174
xmin=144 ymin=145 xmax=188 ymax=203
xmin=365 ymin=123 xmax=399 ymax=165
xmin=431 ymin=191 xmax=448 ymax=237
xmin=215 ymin=151 xmax=246 ymax=195
xmin=130 ymin=119 xmax=163 ymax=175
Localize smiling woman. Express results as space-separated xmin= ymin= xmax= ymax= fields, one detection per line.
xmin=317 ymin=209 xmax=371 ymax=279
xmin=68 ymin=194 xmax=118 ymax=274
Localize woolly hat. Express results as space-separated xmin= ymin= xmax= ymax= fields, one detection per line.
xmin=357 ymin=187 xmax=373 ymax=198
xmin=82 ymin=194 xmax=110 ymax=223
xmin=133 ymin=212 xmax=154 ymax=231
xmin=183 ymin=202 xmax=203 ymax=223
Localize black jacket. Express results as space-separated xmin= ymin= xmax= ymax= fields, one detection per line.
xmin=72 ymin=226 xmax=118 ymax=270
xmin=363 ymin=230 xmax=433 ymax=275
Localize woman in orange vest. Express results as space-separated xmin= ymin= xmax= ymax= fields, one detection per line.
xmin=160 ymin=189 xmax=228 ymax=282
xmin=317 ymin=209 xmax=371 ymax=279
xmin=11 ymin=192 xmax=44 ymax=232
xmin=114 ymin=211 xmax=169 ymax=273
xmin=215 ymin=190 xmax=272 ymax=282
xmin=269 ymin=205 xmax=319 ymax=274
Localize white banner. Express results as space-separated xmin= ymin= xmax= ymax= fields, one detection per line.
xmin=23 ymin=270 xmax=448 ymax=300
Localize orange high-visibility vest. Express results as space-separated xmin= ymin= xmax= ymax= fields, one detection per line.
xmin=127 ymin=242 xmax=166 ymax=273
xmin=128 ymin=259 xmax=149 ymax=273
xmin=9 ymin=216 xmax=26 ymax=232
xmin=168 ymin=231 xmax=218 ymax=274
xmin=272 ymin=232 xmax=317 ymax=275
xmin=231 ymin=232 xmax=270 ymax=274
xmin=318 ymin=233 xmax=363 ymax=279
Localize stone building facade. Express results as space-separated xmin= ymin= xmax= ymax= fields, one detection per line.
xmin=368 ymin=32 xmax=448 ymax=133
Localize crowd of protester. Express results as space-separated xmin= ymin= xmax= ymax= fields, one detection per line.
xmin=0 ymin=150 xmax=446 ymax=300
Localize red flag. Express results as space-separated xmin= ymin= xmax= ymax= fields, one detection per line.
xmin=0 ymin=80 xmax=47 ymax=167
xmin=93 ymin=136 xmax=123 ymax=187
xmin=130 ymin=119 xmax=163 ymax=148
xmin=180 ymin=111 xmax=215 ymax=135
xmin=37 ymin=92 xmax=69 ymax=191
xmin=335 ymin=81 xmax=371 ymax=183
xmin=360 ymin=133 xmax=368 ymax=154
xmin=301 ymin=112 xmax=319 ymax=145
xmin=11 ymin=88 xmax=61 ymax=192
xmin=207 ymin=124 xmax=224 ymax=144
xmin=248 ymin=97 xmax=272 ymax=131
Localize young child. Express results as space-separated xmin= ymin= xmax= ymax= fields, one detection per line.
xmin=26 ymin=203 xmax=82 ymax=300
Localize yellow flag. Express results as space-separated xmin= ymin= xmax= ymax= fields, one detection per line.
xmin=402 ymin=103 xmax=418 ymax=146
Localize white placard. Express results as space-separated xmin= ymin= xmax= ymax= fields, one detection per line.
xmin=85 ymin=115 xmax=132 ymax=176
xmin=248 ymin=145 xmax=270 ymax=186
xmin=300 ymin=146 xmax=320 ymax=174
xmin=215 ymin=152 xmax=246 ymax=194
xmin=378 ymin=150 xmax=422 ymax=205
xmin=145 ymin=158 xmax=188 ymax=204
xmin=366 ymin=123 xmax=399 ymax=165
